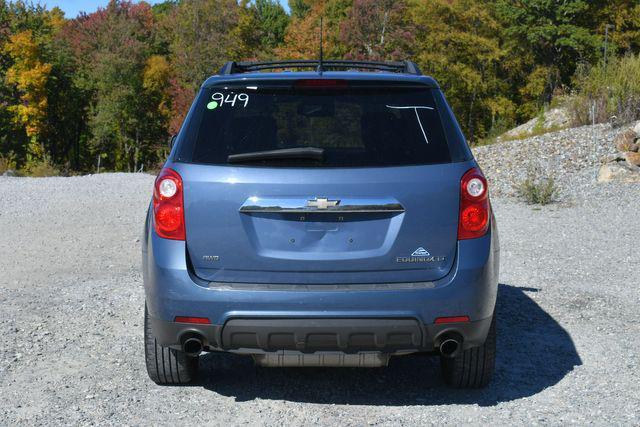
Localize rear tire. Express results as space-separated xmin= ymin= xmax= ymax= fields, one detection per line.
xmin=440 ymin=315 xmax=496 ymax=388
xmin=144 ymin=305 xmax=198 ymax=385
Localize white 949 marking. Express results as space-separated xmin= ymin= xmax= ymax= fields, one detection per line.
xmin=211 ymin=92 xmax=249 ymax=108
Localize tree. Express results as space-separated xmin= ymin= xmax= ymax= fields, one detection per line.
xmin=151 ymin=0 xmax=177 ymax=18
xmin=289 ymin=0 xmax=310 ymax=19
xmin=278 ymin=0 xmax=349 ymax=59
xmin=254 ymin=0 xmax=289 ymax=50
xmin=495 ymin=0 xmax=601 ymax=110
xmin=410 ymin=0 xmax=512 ymax=141
xmin=3 ymin=30 xmax=52 ymax=162
xmin=165 ymin=0 xmax=239 ymax=91
xmin=0 ymin=0 xmax=18 ymax=157
xmin=163 ymin=0 xmax=239 ymax=128
xmin=64 ymin=0 xmax=162 ymax=171
xmin=340 ymin=0 xmax=414 ymax=61
xmin=591 ymin=0 xmax=640 ymax=55
xmin=1 ymin=1 xmax=63 ymax=165
xmin=2 ymin=0 xmax=640 ymax=172
xmin=143 ymin=54 xmax=172 ymax=137
xmin=229 ymin=0 xmax=288 ymax=61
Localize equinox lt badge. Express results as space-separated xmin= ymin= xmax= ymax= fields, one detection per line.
xmin=397 ymin=247 xmax=446 ymax=263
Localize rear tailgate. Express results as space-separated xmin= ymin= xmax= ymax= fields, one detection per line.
xmin=173 ymin=77 xmax=471 ymax=284
xmin=177 ymin=162 xmax=470 ymax=284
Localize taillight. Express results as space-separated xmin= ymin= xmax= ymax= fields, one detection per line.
xmin=153 ymin=168 xmax=185 ymax=240
xmin=458 ymin=168 xmax=490 ymax=240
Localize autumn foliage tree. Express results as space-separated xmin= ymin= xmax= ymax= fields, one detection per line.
xmin=3 ymin=29 xmax=51 ymax=162
xmin=161 ymin=0 xmax=240 ymax=131
xmin=340 ymin=0 xmax=414 ymax=61
xmin=2 ymin=2 xmax=70 ymax=170
xmin=279 ymin=0 xmax=349 ymax=59
xmin=0 ymin=0 xmax=639 ymax=174
xmin=410 ymin=0 xmax=512 ymax=140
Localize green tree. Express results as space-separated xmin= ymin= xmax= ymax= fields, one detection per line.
xmin=254 ymin=0 xmax=289 ymax=50
xmin=165 ymin=0 xmax=239 ymax=91
xmin=162 ymin=0 xmax=240 ymax=129
xmin=46 ymin=32 xmax=86 ymax=169
xmin=0 ymin=0 xmax=17 ymax=157
xmin=229 ymin=0 xmax=263 ymax=60
xmin=229 ymin=0 xmax=288 ymax=60
xmin=289 ymin=0 xmax=310 ymax=19
xmin=64 ymin=0 xmax=163 ymax=172
xmin=151 ymin=0 xmax=177 ymax=18
xmin=495 ymin=0 xmax=601 ymax=113
xmin=410 ymin=0 xmax=512 ymax=141
xmin=591 ymin=0 xmax=640 ymax=55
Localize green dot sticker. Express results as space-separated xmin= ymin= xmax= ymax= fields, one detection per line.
xmin=207 ymin=101 xmax=218 ymax=110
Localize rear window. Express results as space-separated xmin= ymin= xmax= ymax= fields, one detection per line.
xmin=177 ymin=81 xmax=452 ymax=167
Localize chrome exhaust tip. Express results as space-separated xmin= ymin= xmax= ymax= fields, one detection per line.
xmin=439 ymin=337 xmax=462 ymax=358
xmin=182 ymin=337 xmax=203 ymax=356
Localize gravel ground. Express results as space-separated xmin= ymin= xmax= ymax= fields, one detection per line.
xmin=473 ymin=122 xmax=628 ymax=199
xmin=1 ymin=148 xmax=639 ymax=425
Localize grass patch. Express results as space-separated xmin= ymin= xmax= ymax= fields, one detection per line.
xmin=516 ymin=168 xmax=558 ymax=205
xmin=500 ymin=124 xmax=565 ymax=142
xmin=570 ymin=54 xmax=640 ymax=126
xmin=474 ymin=136 xmax=499 ymax=146
xmin=482 ymin=106 xmax=568 ymax=145
xmin=21 ymin=156 xmax=61 ymax=177
xmin=0 ymin=152 xmax=18 ymax=175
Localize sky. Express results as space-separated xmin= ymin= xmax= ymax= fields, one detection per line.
xmin=42 ymin=0 xmax=290 ymax=17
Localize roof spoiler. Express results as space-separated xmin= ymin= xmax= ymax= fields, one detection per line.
xmin=218 ymin=60 xmax=422 ymax=76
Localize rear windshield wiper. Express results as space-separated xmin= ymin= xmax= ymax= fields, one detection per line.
xmin=227 ymin=147 xmax=324 ymax=164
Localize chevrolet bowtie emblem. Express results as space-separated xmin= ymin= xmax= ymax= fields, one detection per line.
xmin=307 ymin=197 xmax=340 ymax=209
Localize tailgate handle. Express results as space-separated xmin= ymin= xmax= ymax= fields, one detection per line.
xmin=239 ymin=197 xmax=405 ymax=214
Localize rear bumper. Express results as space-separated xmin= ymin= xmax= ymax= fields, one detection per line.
xmin=143 ymin=216 xmax=499 ymax=353
xmin=149 ymin=315 xmax=493 ymax=353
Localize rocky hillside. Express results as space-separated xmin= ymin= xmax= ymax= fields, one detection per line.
xmin=498 ymin=107 xmax=572 ymax=141
xmin=474 ymin=121 xmax=640 ymax=200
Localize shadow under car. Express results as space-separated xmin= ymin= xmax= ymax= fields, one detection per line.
xmin=191 ymin=284 xmax=581 ymax=406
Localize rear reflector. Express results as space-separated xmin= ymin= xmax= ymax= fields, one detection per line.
xmin=174 ymin=316 xmax=211 ymax=325
xmin=434 ymin=316 xmax=470 ymax=324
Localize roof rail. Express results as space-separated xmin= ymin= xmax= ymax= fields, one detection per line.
xmin=218 ymin=60 xmax=422 ymax=76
